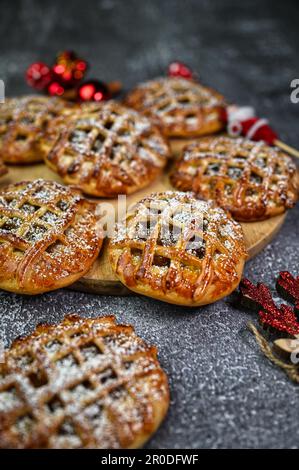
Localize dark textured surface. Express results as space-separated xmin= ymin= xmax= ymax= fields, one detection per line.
xmin=0 ymin=0 xmax=299 ymax=449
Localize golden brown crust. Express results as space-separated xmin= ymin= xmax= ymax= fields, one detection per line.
xmin=40 ymin=102 xmax=99 ymax=157
xmin=0 ymin=314 xmax=169 ymax=449
xmin=0 ymin=156 xmax=7 ymax=177
xmin=0 ymin=179 xmax=103 ymax=294
xmin=124 ymin=77 xmax=225 ymax=138
xmin=0 ymin=96 xmax=75 ymax=164
xmin=44 ymin=101 xmax=170 ymax=197
xmin=170 ymin=136 xmax=299 ymax=222
xmin=109 ymin=191 xmax=247 ymax=306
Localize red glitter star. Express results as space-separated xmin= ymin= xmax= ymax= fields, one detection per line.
xmin=276 ymin=271 xmax=299 ymax=315
xmin=239 ymin=272 xmax=299 ymax=336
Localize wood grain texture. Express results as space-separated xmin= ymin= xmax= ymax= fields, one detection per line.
xmin=0 ymin=137 xmax=286 ymax=295
xmin=274 ymin=336 xmax=299 ymax=359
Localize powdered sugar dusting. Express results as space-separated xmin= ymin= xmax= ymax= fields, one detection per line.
xmin=0 ymin=179 xmax=102 ymax=292
xmin=48 ymin=101 xmax=169 ymax=196
xmin=110 ymin=191 xmax=247 ymax=303
xmin=0 ymin=314 xmax=168 ymax=448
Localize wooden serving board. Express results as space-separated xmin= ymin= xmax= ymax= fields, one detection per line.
xmin=0 ymin=139 xmax=286 ymax=295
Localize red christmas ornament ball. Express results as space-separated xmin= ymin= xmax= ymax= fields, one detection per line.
xmin=52 ymin=50 xmax=88 ymax=88
xmin=77 ymin=80 xmax=109 ymax=102
xmin=168 ymin=61 xmax=193 ymax=79
xmin=48 ymin=81 xmax=65 ymax=97
xmin=26 ymin=62 xmax=52 ymax=90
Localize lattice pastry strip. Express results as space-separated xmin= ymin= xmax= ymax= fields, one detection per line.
xmin=0 ymin=96 xmax=75 ymax=164
xmin=125 ymin=77 xmax=226 ymax=137
xmin=0 ymin=179 xmax=103 ymax=294
xmin=170 ymin=136 xmax=299 ymax=221
xmin=109 ymin=191 xmax=247 ymax=306
xmin=0 ymin=315 xmax=169 ymax=449
xmin=44 ymin=101 xmax=170 ymax=197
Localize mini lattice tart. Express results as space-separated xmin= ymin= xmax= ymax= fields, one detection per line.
xmin=170 ymin=136 xmax=299 ymax=222
xmin=109 ymin=191 xmax=247 ymax=306
xmin=0 ymin=314 xmax=169 ymax=449
xmin=0 ymin=179 xmax=103 ymax=294
xmin=44 ymin=101 xmax=170 ymax=197
xmin=124 ymin=77 xmax=225 ymax=138
xmin=0 ymin=96 xmax=74 ymax=164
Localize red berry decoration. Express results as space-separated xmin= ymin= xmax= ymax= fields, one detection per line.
xmin=52 ymin=50 xmax=88 ymax=88
xmin=26 ymin=62 xmax=52 ymax=91
xmin=25 ymin=51 xmax=119 ymax=104
xmin=168 ymin=61 xmax=193 ymax=79
xmin=77 ymin=80 xmax=109 ymax=102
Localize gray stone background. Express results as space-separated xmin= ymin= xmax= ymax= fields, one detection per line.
xmin=0 ymin=0 xmax=298 ymax=449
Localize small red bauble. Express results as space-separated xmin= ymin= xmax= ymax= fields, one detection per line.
xmin=48 ymin=81 xmax=65 ymax=97
xmin=168 ymin=61 xmax=193 ymax=79
xmin=77 ymin=80 xmax=109 ymax=102
xmin=26 ymin=62 xmax=52 ymax=90
xmin=25 ymin=52 xmax=117 ymax=104
xmin=52 ymin=50 xmax=88 ymax=88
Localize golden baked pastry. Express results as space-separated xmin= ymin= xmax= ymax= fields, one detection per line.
xmin=44 ymin=101 xmax=170 ymax=197
xmin=40 ymin=101 xmax=98 ymax=157
xmin=0 ymin=314 xmax=169 ymax=449
xmin=124 ymin=77 xmax=225 ymax=138
xmin=109 ymin=191 xmax=247 ymax=306
xmin=0 ymin=96 xmax=74 ymax=164
xmin=0 ymin=156 xmax=7 ymax=177
xmin=41 ymin=102 xmax=128 ymax=159
xmin=0 ymin=179 xmax=103 ymax=294
xmin=170 ymin=136 xmax=299 ymax=222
